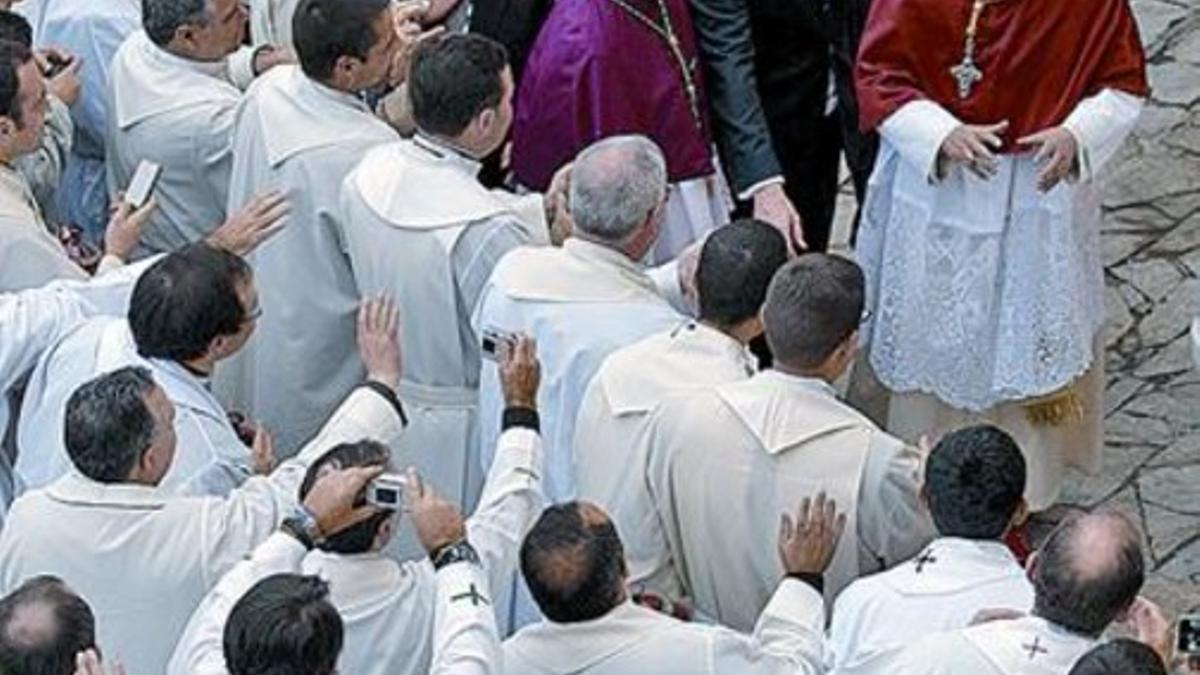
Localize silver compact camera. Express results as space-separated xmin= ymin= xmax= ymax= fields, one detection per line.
xmin=366 ymin=473 xmax=408 ymax=508
xmin=481 ymin=327 xmax=517 ymax=361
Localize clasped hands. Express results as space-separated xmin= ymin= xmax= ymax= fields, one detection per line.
xmin=937 ymin=120 xmax=1079 ymax=192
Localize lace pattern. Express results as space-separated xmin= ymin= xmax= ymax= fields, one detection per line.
xmin=856 ymin=147 xmax=1105 ymax=412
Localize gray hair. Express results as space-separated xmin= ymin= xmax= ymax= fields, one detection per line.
xmin=64 ymin=366 xmax=159 ymax=483
xmin=143 ymin=0 xmax=211 ymax=47
xmin=568 ymin=135 xmax=667 ymax=245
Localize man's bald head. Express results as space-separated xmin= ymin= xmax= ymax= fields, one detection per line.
xmin=520 ymin=502 xmax=627 ymax=623
xmin=1033 ymin=511 xmax=1145 ymax=637
xmin=568 ymin=135 xmax=667 ymax=249
xmin=0 ymin=576 xmax=96 ymax=675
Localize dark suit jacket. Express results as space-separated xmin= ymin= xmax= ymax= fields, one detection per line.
xmin=470 ymin=0 xmax=553 ymax=77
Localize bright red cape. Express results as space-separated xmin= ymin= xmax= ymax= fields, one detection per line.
xmin=855 ymin=0 xmax=1149 ymax=150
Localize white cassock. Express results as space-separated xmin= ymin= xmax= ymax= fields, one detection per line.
xmin=0 ymin=384 xmax=405 ymax=675
xmin=828 ymin=537 xmax=1035 ymax=674
xmin=291 ymin=426 xmax=543 ymax=675
xmin=25 ymin=0 xmax=140 ymax=239
xmin=856 ymin=91 xmax=1144 ymax=510
xmin=215 ymin=65 xmax=397 ymax=455
xmin=106 ymin=31 xmax=251 ymax=255
xmin=340 ymin=133 xmax=547 ymax=521
xmin=573 ymin=321 xmax=755 ymax=603
xmin=503 ymin=578 xmax=827 ymax=674
xmin=887 ymin=616 xmax=1096 ymax=675
xmin=169 ymin=531 xmax=503 ymax=675
xmin=645 ymin=370 xmax=936 ymax=631
xmin=0 ymin=164 xmax=86 ymax=292
xmin=16 ymin=317 xmax=254 ymax=495
xmin=249 ymin=0 xmax=300 ymax=49
xmin=0 ymin=258 xmax=159 ymax=522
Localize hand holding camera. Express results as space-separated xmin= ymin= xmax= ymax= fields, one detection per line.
xmin=402 ymin=468 xmax=467 ymax=557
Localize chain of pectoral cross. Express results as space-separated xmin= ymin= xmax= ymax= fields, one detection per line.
xmin=950 ymin=0 xmax=995 ymax=99
xmin=604 ymin=0 xmax=704 ymax=130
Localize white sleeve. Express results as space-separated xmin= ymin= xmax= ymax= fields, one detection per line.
xmin=431 ymin=561 xmax=502 ymax=675
xmin=879 ymin=100 xmax=963 ymax=182
xmin=465 ymin=427 xmax=544 ymax=597
xmin=225 ymin=46 xmax=260 ymax=91
xmin=167 ymin=532 xmax=308 ymax=675
xmin=1062 ymin=88 xmax=1144 ymax=182
xmin=711 ymin=579 xmax=828 ymax=674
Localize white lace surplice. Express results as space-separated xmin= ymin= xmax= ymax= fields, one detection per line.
xmin=856 ymin=92 xmax=1143 ymax=412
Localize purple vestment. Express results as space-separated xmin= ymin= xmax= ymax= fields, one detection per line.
xmin=511 ymin=0 xmax=714 ymax=191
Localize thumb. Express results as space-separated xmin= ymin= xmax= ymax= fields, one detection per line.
xmin=1017 ymin=130 xmax=1047 ymax=146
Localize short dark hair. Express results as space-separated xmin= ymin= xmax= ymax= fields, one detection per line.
xmin=762 ymin=254 xmax=864 ymax=369
xmin=0 ymin=576 xmax=96 ymax=675
xmin=142 ymin=0 xmax=209 ymax=47
xmin=696 ymin=219 xmax=788 ymax=326
xmin=129 ymin=243 xmax=252 ymax=362
xmin=0 ymin=39 xmax=32 ymax=126
xmin=298 ymin=441 xmax=392 ymax=555
xmin=1033 ymin=512 xmax=1145 ymax=637
xmin=224 ymin=574 xmax=342 ymax=675
xmin=292 ymin=0 xmax=390 ymax=82
xmin=409 ymin=33 xmax=509 ymax=137
xmin=520 ymin=502 xmax=625 ymax=624
xmin=1068 ymin=639 xmax=1167 ymax=675
xmin=924 ymin=425 xmax=1026 ymax=540
xmin=0 ymin=12 xmax=32 ymax=48
xmin=64 ymin=367 xmax=159 ymax=483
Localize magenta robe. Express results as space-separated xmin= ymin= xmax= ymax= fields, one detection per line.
xmin=511 ymin=0 xmax=715 ymax=191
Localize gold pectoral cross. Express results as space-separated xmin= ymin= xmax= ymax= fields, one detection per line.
xmin=950 ymin=56 xmax=983 ymax=99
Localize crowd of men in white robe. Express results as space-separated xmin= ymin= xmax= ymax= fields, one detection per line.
xmin=0 ymin=0 xmax=1184 ymax=674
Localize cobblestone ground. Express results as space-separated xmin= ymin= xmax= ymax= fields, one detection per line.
xmin=830 ymin=0 xmax=1200 ymax=625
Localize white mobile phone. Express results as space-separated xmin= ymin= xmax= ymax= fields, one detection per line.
xmin=366 ymin=473 xmax=408 ymax=508
xmin=124 ymin=160 xmax=162 ymax=209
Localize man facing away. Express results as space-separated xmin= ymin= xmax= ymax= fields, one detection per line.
xmin=573 ymin=218 xmax=787 ymax=604
xmin=829 ymin=425 xmax=1034 ymax=673
xmin=216 ymin=0 xmax=410 ymax=455
xmin=341 ymin=33 xmax=548 ymax=517
xmin=0 ymin=298 xmax=405 ymax=675
xmin=888 ymin=510 xmax=1147 ymax=674
xmin=503 ymin=495 xmax=842 ymax=674
xmin=853 ymin=0 xmax=1149 ymax=509
xmin=0 ymin=576 xmax=96 ymax=675
xmin=645 ymin=254 xmax=934 ymax=631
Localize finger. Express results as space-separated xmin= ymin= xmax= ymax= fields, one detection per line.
xmin=405 ymin=466 xmax=426 ymax=500
xmin=979 ymin=132 xmax=1003 ymax=150
xmin=832 ymin=512 xmax=848 ymax=546
xmin=967 ymin=162 xmax=992 ymax=180
xmin=985 ymin=120 xmax=1010 ymax=135
xmin=249 ymin=220 xmax=287 ymax=247
xmin=132 ymin=197 xmax=157 ymax=221
xmin=417 ymin=25 xmax=445 ymax=43
xmin=345 ymin=464 xmax=386 ymax=491
xmin=59 ymin=58 xmax=82 ymax=78
xmin=965 ymin=137 xmax=994 ymax=162
xmin=796 ymin=496 xmax=812 ymax=530
xmin=790 ymin=215 xmax=808 ymax=251
xmin=386 ymin=297 xmax=400 ymax=336
xmin=811 ymin=492 xmax=827 ymax=527
xmin=779 ymin=513 xmax=793 ymax=545
xmin=1016 ymin=130 xmax=1048 ymax=147
xmin=823 ymin=497 xmax=838 ymax=528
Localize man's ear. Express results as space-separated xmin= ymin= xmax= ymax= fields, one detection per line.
xmin=1025 ymin=550 xmax=1040 ymax=581
xmin=331 ymin=54 xmax=361 ymax=88
xmin=1007 ymin=498 xmax=1030 ymax=534
xmin=0 ymin=117 xmax=15 ymax=140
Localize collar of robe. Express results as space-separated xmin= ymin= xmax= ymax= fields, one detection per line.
xmin=112 ymin=30 xmax=240 ymax=128
xmin=45 ymin=471 xmax=170 ymax=509
xmin=881 ymin=536 xmax=1029 ymax=597
xmin=963 ymin=615 xmax=1097 ymax=674
xmin=492 ymin=237 xmax=669 ymax=305
xmin=508 ymin=601 xmax=671 ymax=671
xmin=713 ymin=369 xmax=878 ymax=455
xmin=258 ymin=65 xmax=396 ymax=168
xmin=599 ymin=320 xmax=756 ymax=415
xmin=301 ymin=550 xmax=422 ymax=619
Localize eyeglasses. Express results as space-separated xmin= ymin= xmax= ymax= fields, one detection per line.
xmin=244 ymin=306 xmax=264 ymax=323
xmin=860 ymin=307 xmax=873 ymax=325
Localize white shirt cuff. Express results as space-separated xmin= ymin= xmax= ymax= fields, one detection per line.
xmin=737 ymin=176 xmax=785 ymax=202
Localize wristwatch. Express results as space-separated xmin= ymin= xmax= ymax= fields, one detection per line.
xmin=280 ymin=505 xmax=324 ymax=551
xmin=431 ymin=539 xmax=480 ymax=570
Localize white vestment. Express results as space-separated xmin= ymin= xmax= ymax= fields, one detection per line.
xmin=573 ymin=321 xmax=755 ymax=602
xmin=645 ymin=370 xmax=935 ymax=631
xmin=27 ymin=0 xmax=140 ymax=239
xmin=649 ymin=172 xmax=731 ymax=265
xmin=829 ymin=537 xmax=1035 ymax=674
xmin=0 ymin=385 xmax=405 ymax=675
xmin=341 ymin=134 xmax=546 ymax=519
xmin=856 ymin=91 xmax=1143 ymax=509
xmin=15 ymin=93 xmax=72 ymax=221
xmin=107 ymin=31 xmax=242 ymax=255
xmin=15 ymin=317 xmax=254 ymax=495
xmin=249 ymin=0 xmax=300 ymax=49
xmin=294 ymin=426 xmax=543 ymax=675
xmin=889 ymin=616 xmax=1097 ymax=675
xmin=503 ymin=578 xmax=827 ymax=674
xmin=215 ymin=65 xmax=397 ymax=454
xmin=0 ymin=163 xmax=85 ymax=293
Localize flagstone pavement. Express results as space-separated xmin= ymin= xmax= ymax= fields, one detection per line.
xmin=830 ymin=0 xmax=1200 ymax=627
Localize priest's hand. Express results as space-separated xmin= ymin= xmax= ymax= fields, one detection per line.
xmin=778 ymin=491 xmax=847 ymax=577
xmin=252 ymin=46 xmax=296 ymax=77
xmin=102 ymin=196 xmax=156 ymax=262
xmin=303 ymin=464 xmax=387 ymax=536
xmin=938 ymin=121 xmax=1008 ymax=180
xmin=249 ymin=426 xmax=277 ymax=475
xmin=388 ymin=1 xmax=444 ymax=86
xmin=752 ymin=182 xmax=806 ymax=252
xmin=405 ymin=468 xmax=468 ymax=556
xmin=41 ymin=49 xmax=82 ymax=107
xmin=73 ymin=649 xmax=124 ymax=675
xmin=1018 ymin=126 xmax=1079 ymax=193
xmin=1120 ymin=597 xmax=1174 ymax=667
xmin=500 ymin=334 xmax=540 ymax=410
xmin=358 ymin=296 xmax=403 ymax=390
xmin=207 ymin=191 xmax=289 ymax=256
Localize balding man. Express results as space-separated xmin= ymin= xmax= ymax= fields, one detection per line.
xmin=0 ymin=576 xmax=95 ymax=674
xmin=503 ymin=497 xmax=839 ymax=674
xmin=645 ymin=254 xmax=934 ymax=631
xmin=889 ymin=511 xmax=1147 ymax=674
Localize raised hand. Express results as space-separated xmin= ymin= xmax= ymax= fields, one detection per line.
xmin=499 ymin=334 xmax=540 ymax=410
xmin=1018 ymin=126 xmax=1079 ymax=193
xmin=250 ymin=426 xmax=276 ymax=476
xmin=73 ymin=649 xmax=124 ymax=675
xmin=103 ymin=196 xmax=156 ymax=262
xmin=206 ymin=191 xmax=289 ymax=256
xmin=778 ymin=491 xmax=847 ymax=577
xmin=404 ymin=467 xmax=467 ymax=556
xmin=358 ymin=296 xmax=403 ymax=389
xmin=938 ymin=121 xmax=1009 ymax=179
xmin=302 ymin=464 xmax=386 ymax=537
